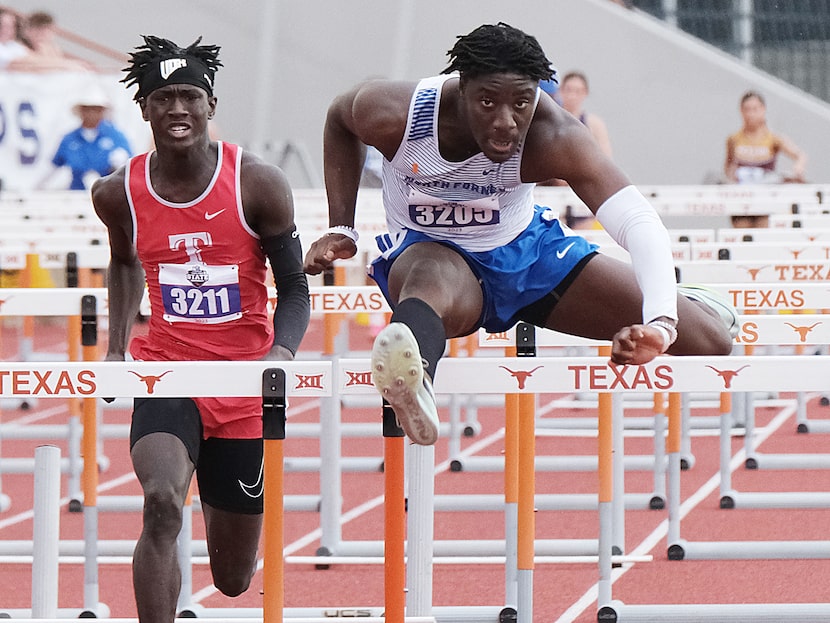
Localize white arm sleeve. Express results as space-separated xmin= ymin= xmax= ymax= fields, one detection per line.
xmin=595 ymin=185 xmax=678 ymax=323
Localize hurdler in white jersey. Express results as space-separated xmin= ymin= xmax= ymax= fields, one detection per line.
xmin=383 ymin=74 xmax=536 ymax=252
xmin=305 ymin=22 xmax=738 ymax=446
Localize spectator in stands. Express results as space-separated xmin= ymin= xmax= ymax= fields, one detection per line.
xmin=40 ymin=87 xmax=133 ymax=190
xmin=0 ymin=7 xmax=28 ymax=69
xmin=304 ymin=22 xmax=738 ymax=446
xmin=558 ymin=71 xmax=612 ymax=158
xmin=539 ymin=71 xmax=612 ymax=228
xmin=7 ymin=10 xmax=91 ymax=71
xmin=724 ymin=90 xmax=808 ymax=228
xmin=92 ymin=35 xmax=309 ymax=622
xmin=724 ymin=90 xmax=807 ymax=185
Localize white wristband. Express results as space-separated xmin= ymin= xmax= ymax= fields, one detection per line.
xmin=649 ymin=319 xmax=678 ymax=353
xmin=326 ymin=225 xmax=359 ymax=243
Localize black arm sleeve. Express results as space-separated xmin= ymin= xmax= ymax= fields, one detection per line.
xmin=261 ymin=228 xmax=311 ymax=356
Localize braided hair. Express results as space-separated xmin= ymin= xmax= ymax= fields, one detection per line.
xmin=121 ymin=35 xmax=222 ymax=101
xmin=442 ymin=22 xmax=555 ymax=84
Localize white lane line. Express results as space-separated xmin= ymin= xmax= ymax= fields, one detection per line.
xmin=3 ymin=404 xmax=69 ymax=424
xmin=190 ymin=426 xmax=507 ymax=603
xmin=0 ymin=471 xmax=137 ymax=530
xmin=555 ymin=401 xmax=798 ymax=623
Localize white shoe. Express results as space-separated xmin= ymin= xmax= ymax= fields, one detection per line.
xmin=371 ymin=323 xmax=439 ymax=445
xmin=679 ymin=284 xmax=740 ymax=339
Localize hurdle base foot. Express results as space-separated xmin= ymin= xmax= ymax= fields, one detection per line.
xmin=498 ymin=606 xmax=517 ymax=622
xmin=450 ymin=459 xmax=463 ymax=472
xmin=314 ymin=546 xmax=332 ymax=570
xmin=667 ymin=543 xmax=685 ymax=560
xmin=463 ymin=422 xmax=481 ymax=437
xmin=649 ymin=495 xmax=665 ymax=510
xmin=177 ymin=603 xmax=204 ymax=617
xmin=68 ymin=498 xmax=83 ymax=513
xmin=745 ymin=457 xmax=758 ymax=470
xmin=611 ymin=544 xmax=624 ymax=568
xmin=720 ymin=494 xmax=735 ymax=509
xmin=798 ymin=422 xmax=810 ymax=433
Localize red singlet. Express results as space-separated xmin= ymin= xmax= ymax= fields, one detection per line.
xmin=125 ymin=141 xmax=272 ymax=438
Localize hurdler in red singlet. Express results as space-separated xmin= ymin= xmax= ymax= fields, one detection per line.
xmin=126 ymin=141 xmax=270 ymax=438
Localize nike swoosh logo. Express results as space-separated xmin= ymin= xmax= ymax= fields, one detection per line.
xmin=205 ymin=209 xmax=225 ymax=220
xmin=556 ymin=241 xmax=576 ymax=260
xmin=482 ymin=168 xmax=495 ymax=175
xmin=238 ymin=459 xmax=264 ymax=498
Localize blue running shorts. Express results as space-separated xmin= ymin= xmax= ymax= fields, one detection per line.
xmin=368 ymin=206 xmax=599 ymax=333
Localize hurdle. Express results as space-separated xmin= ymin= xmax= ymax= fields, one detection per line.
xmin=332 ymin=351 xmax=830 ymax=621
xmin=676 ymin=263 xmax=830 ymax=455
xmin=0 ymin=285 xmax=448 ymax=617
xmin=601 ymin=388 xmax=830 ymax=621
xmin=475 ymin=327 xmax=676 ymax=510
xmin=0 ymin=360 xmax=332 ymax=620
xmin=303 ymin=281 xmax=830 ymax=571
xmin=0 ymin=285 xmax=390 ymax=500
xmin=11 ymin=353 xmax=827 ymax=622
xmin=0 ymin=283 xmax=415 ymax=599
xmin=336 ymin=349 xmax=656 ymax=621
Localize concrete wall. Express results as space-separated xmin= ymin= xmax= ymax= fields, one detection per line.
xmin=9 ymin=0 xmax=830 ymax=186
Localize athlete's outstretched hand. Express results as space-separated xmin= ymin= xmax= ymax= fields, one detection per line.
xmin=303 ymin=233 xmax=358 ymax=275
xmin=610 ymin=324 xmax=666 ymax=366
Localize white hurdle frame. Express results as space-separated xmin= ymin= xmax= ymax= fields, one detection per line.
xmin=331 ymin=353 xmax=830 ymax=622
xmin=9 ymin=352 xmax=830 ymax=622
xmin=0 ymin=287 xmax=362 ymax=618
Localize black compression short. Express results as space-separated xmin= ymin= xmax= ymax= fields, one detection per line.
xmin=130 ymin=397 xmax=264 ymax=514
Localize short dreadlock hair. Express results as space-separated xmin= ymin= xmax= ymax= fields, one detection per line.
xmin=121 ymin=35 xmax=222 ymax=102
xmin=442 ymin=23 xmax=555 ymax=84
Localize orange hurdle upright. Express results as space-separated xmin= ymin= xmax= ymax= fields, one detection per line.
xmin=80 ymin=294 xmax=104 ymax=616
xmin=262 ymin=368 xmax=288 ymax=623
xmin=382 ymin=401 xmax=406 ymax=623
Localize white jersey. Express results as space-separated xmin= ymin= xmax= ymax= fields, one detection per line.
xmin=381 ymin=74 xmax=539 ymax=252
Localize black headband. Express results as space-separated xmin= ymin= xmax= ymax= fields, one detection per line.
xmin=137 ymin=55 xmax=215 ymax=99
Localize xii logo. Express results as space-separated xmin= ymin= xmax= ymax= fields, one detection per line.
xmin=295 ymin=374 xmax=325 ymax=390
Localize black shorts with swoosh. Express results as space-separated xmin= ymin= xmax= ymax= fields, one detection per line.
xmin=197 ymin=437 xmax=264 ymax=514
xmin=130 ymin=397 xmax=264 ymax=514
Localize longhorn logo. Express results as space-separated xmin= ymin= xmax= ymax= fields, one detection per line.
xmin=789 ymin=249 xmax=804 ymax=260
xmin=706 ymin=365 xmax=750 ymax=389
xmin=499 ymin=365 xmax=543 ymax=390
xmin=742 ymin=266 xmax=769 ymax=281
xmin=129 ymin=370 xmax=173 ymax=394
xmin=784 ymin=322 xmax=822 ymax=343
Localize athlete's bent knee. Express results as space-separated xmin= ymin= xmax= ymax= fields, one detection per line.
xmin=141 ymin=486 xmax=185 ymax=540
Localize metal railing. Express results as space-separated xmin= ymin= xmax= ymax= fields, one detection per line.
xmin=629 ymin=0 xmax=830 ymax=102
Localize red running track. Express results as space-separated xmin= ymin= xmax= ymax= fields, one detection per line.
xmin=1 ymin=317 xmax=830 ymax=621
